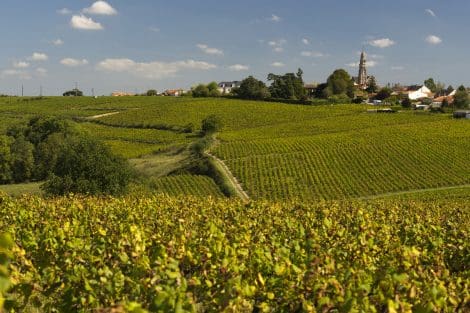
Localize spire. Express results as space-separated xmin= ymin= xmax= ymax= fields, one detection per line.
xmin=357 ymin=50 xmax=367 ymax=89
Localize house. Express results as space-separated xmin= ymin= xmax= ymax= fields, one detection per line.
xmin=403 ymin=85 xmax=433 ymax=100
xmin=432 ymin=95 xmax=454 ymax=106
xmin=218 ymin=81 xmax=241 ymax=95
xmin=164 ymin=89 xmax=184 ymax=96
xmin=111 ymin=91 xmax=135 ymax=97
xmin=304 ymin=83 xmax=318 ymax=97
xmin=453 ymin=111 xmax=470 ymax=119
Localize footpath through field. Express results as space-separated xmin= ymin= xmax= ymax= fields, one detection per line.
xmin=206 ymin=136 xmax=250 ymax=202
xmin=85 ymin=112 xmax=121 ymax=120
xmin=357 ymin=184 xmax=470 ymax=200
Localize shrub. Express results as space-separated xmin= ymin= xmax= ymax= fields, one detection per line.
xmin=201 ymin=115 xmax=223 ymax=135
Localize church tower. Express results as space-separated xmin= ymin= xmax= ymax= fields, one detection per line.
xmin=357 ymin=51 xmax=367 ymax=89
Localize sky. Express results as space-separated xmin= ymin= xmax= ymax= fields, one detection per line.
xmin=0 ymin=0 xmax=468 ymax=96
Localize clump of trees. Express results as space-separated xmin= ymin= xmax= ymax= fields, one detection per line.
xmin=0 ymin=117 xmax=133 ymax=195
xmin=63 ymin=89 xmax=83 ymax=97
xmin=192 ymin=82 xmax=220 ymax=98
xmin=267 ymin=69 xmax=306 ymax=100
xmin=146 ymin=89 xmax=158 ymax=96
xmin=453 ymin=85 xmax=469 ymax=109
xmin=232 ymin=76 xmax=270 ymax=100
xmin=201 ymin=115 xmax=223 ymax=135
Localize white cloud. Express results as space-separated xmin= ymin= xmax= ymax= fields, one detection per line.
xmin=97 ymin=58 xmax=217 ymax=79
xmin=426 ymin=35 xmax=442 ymax=45
xmin=36 ymin=68 xmax=48 ymax=76
xmin=368 ymin=38 xmax=395 ymax=48
xmin=13 ymin=61 xmax=30 ymax=69
xmin=196 ymin=44 xmax=223 ymax=55
xmin=60 ymin=58 xmax=89 ymax=67
xmin=83 ymin=1 xmax=117 ymax=15
xmin=391 ymin=66 xmax=404 ymax=71
xmin=228 ymin=64 xmax=249 ymax=71
xmin=53 ymin=39 xmax=64 ymax=46
xmin=1 ymin=69 xmax=32 ymax=80
xmin=149 ymin=27 xmax=160 ymax=33
xmin=300 ymin=51 xmax=325 ymax=57
xmin=70 ymin=15 xmax=103 ymax=30
xmin=268 ymin=39 xmax=286 ymax=53
xmin=57 ymin=8 xmax=72 ymax=15
xmin=347 ymin=60 xmax=377 ymax=67
xmin=302 ymin=38 xmax=310 ymax=45
xmin=29 ymin=53 xmax=48 ymax=61
xmin=271 ymin=62 xmax=285 ymax=67
xmin=270 ymin=14 xmax=281 ymax=22
xmin=425 ymin=9 xmax=436 ymax=17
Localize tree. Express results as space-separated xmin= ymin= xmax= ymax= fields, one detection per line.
xmin=453 ymin=85 xmax=469 ymax=109
xmin=375 ymin=87 xmax=393 ymax=101
xmin=63 ymin=89 xmax=83 ymax=97
xmin=366 ymin=76 xmax=379 ymax=93
xmin=233 ymin=76 xmax=270 ymax=100
xmin=192 ymin=84 xmax=210 ymax=97
xmin=267 ymin=68 xmax=306 ymax=100
xmin=10 ymin=136 xmax=34 ymax=183
xmin=325 ymin=69 xmax=355 ymax=98
xmin=146 ymin=89 xmax=158 ymax=96
xmin=401 ymin=97 xmax=412 ymax=108
xmin=201 ymin=115 xmax=223 ymax=135
xmin=42 ymin=135 xmax=133 ymax=196
xmin=0 ymin=136 xmax=12 ymax=184
xmin=446 ymin=85 xmax=454 ymax=95
xmin=424 ymin=78 xmax=437 ymax=93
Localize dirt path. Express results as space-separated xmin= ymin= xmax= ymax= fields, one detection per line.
xmin=357 ymin=184 xmax=470 ymax=200
xmin=206 ymin=136 xmax=250 ymax=202
xmin=85 ymin=111 xmax=121 ymax=120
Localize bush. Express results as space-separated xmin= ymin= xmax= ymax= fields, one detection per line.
xmin=42 ymin=136 xmax=133 ymax=196
xmin=201 ymin=115 xmax=223 ymax=135
xmin=401 ymin=97 xmax=412 ymax=108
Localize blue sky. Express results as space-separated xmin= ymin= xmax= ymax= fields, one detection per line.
xmin=0 ymin=0 xmax=467 ymax=95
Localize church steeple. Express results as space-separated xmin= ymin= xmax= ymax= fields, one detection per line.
xmin=358 ymin=50 xmax=367 ymax=90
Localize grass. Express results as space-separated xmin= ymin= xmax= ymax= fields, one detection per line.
xmin=0 ymin=182 xmax=42 ymax=197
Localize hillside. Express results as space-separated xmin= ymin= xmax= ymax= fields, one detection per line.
xmin=0 ymin=96 xmax=469 ymax=200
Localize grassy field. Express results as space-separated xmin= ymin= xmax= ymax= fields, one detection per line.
xmin=0 ymin=96 xmax=469 ymax=200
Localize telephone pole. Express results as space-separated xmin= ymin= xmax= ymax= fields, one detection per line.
xmin=21 ymin=84 xmax=24 ymax=97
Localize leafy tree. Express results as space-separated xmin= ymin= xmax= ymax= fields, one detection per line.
xmin=446 ymin=85 xmax=454 ymax=95
xmin=192 ymin=84 xmax=210 ymax=98
xmin=0 ymin=136 xmax=12 ymax=184
xmin=325 ymin=69 xmax=355 ymax=98
xmin=366 ymin=75 xmax=379 ymax=93
xmin=63 ymin=89 xmax=83 ymax=97
xmin=10 ymin=136 xmax=34 ymax=183
xmin=207 ymin=82 xmax=221 ymax=97
xmin=453 ymin=85 xmax=469 ymax=109
xmin=375 ymin=87 xmax=393 ymax=101
xmin=314 ymin=83 xmax=328 ymax=99
xmin=201 ymin=115 xmax=223 ymax=135
xmin=233 ymin=76 xmax=270 ymax=100
xmin=401 ymin=97 xmax=412 ymax=108
xmin=267 ymin=68 xmax=306 ymax=100
xmin=424 ymin=78 xmax=437 ymax=93
xmin=146 ymin=89 xmax=158 ymax=96
xmin=42 ymin=136 xmax=133 ymax=196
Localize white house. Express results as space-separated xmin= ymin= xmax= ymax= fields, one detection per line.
xmin=218 ymin=81 xmax=241 ymax=95
xmin=405 ymin=85 xmax=433 ymax=100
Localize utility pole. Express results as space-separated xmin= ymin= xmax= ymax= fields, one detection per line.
xmin=92 ymin=88 xmax=95 ymax=97
xmin=75 ymin=82 xmax=78 ymax=96
xmin=21 ymin=84 xmax=24 ymax=97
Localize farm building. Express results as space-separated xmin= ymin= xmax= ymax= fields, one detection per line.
xmin=163 ymin=89 xmax=185 ymax=96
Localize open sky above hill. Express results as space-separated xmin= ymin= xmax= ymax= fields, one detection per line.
xmin=0 ymin=0 xmax=466 ymax=95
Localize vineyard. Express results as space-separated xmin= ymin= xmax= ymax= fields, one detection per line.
xmin=0 ymin=194 xmax=468 ymax=312
xmin=1 ymin=96 xmax=469 ymax=200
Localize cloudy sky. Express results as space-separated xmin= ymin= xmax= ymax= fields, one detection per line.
xmin=0 ymin=0 xmax=466 ymax=95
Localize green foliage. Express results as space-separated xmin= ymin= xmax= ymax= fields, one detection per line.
xmin=325 ymin=69 xmax=355 ymax=98
xmin=366 ymin=75 xmax=379 ymax=93
xmin=42 ymin=135 xmax=133 ymax=196
xmin=424 ymin=77 xmax=437 ymax=93
xmin=267 ymin=68 xmax=306 ymax=100
xmin=201 ymin=115 xmax=222 ymax=135
xmin=146 ymin=89 xmax=158 ymax=96
xmin=0 ymin=196 xmax=468 ymax=311
xmin=63 ymin=88 xmax=83 ymax=97
xmin=192 ymin=82 xmax=220 ymax=98
xmin=0 ymin=136 xmax=12 ymax=184
xmin=233 ymin=76 xmax=270 ymax=100
xmin=401 ymin=97 xmax=412 ymax=108
xmin=375 ymin=87 xmax=393 ymax=101
xmin=453 ymin=85 xmax=469 ymax=109
xmin=0 ymin=232 xmax=14 ymax=310
xmin=9 ymin=136 xmax=34 ymax=183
